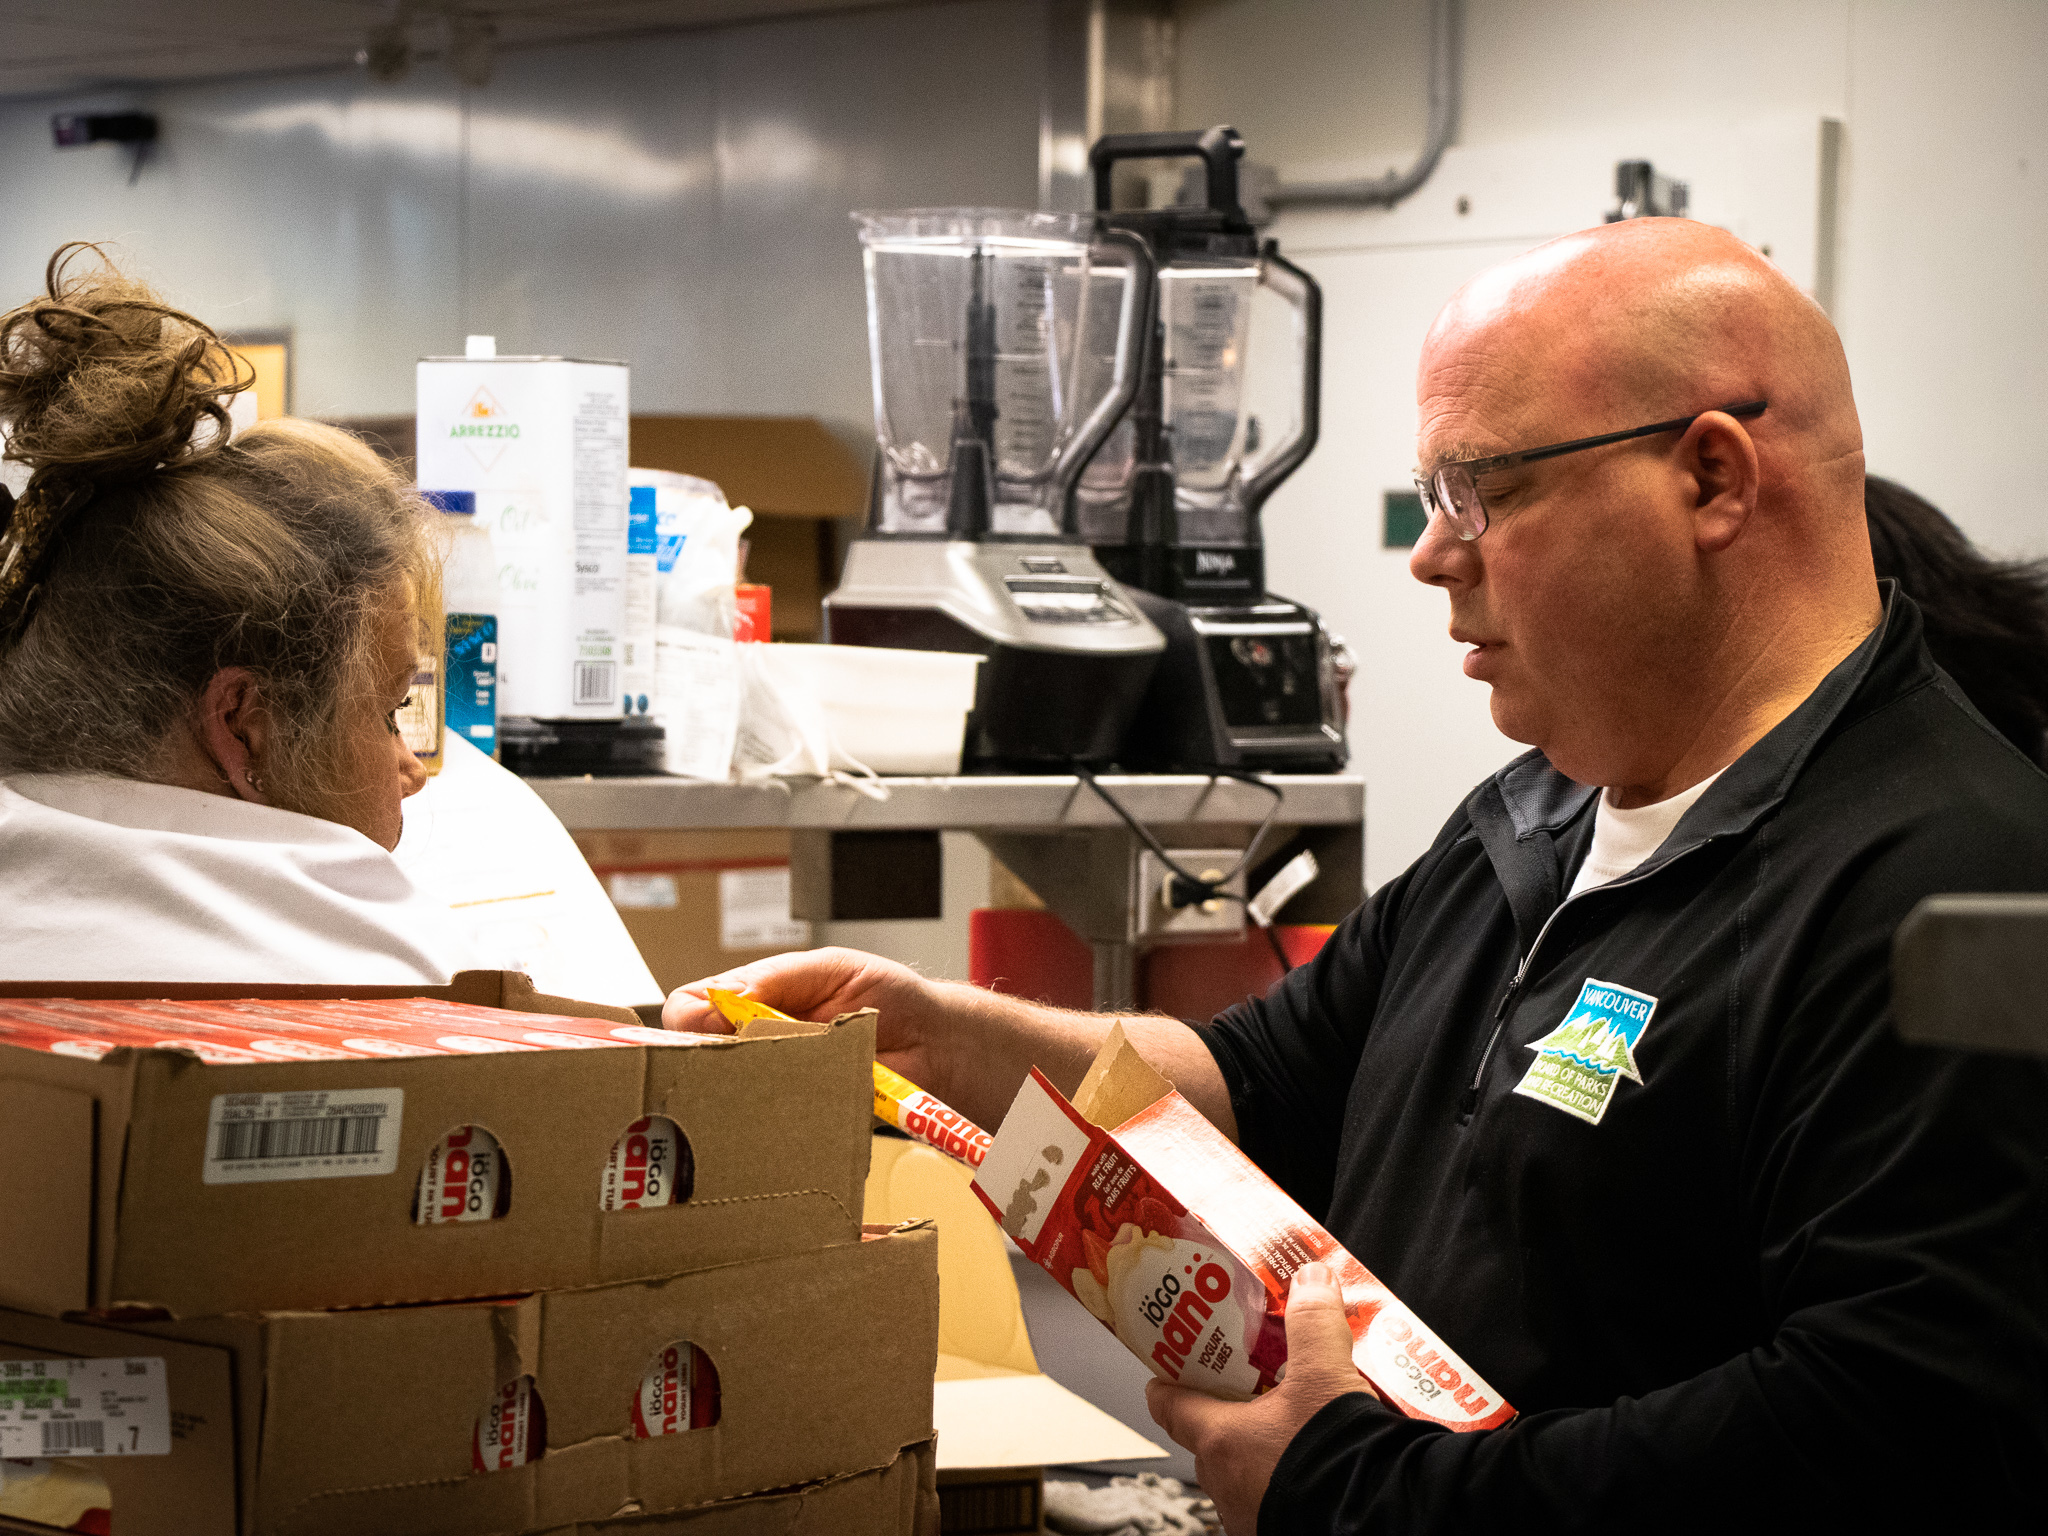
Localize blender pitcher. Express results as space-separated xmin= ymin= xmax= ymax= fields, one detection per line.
xmin=826 ymin=209 xmax=1167 ymax=769
xmin=858 ymin=209 xmax=1153 ymax=539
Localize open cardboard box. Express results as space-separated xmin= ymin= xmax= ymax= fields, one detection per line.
xmin=0 ymin=1224 xmax=937 ymax=1536
xmin=863 ymin=1131 xmax=1165 ymax=1527
xmin=0 ymin=972 xmax=875 ymax=1317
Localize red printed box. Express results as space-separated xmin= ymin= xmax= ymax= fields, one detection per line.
xmin=971 ymin=1025 xmax=1512 ymax=1431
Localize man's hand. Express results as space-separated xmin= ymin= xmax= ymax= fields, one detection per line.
xmin=662 ymin=946 xmax=1239 ymax=1141
xmin=663 ymin=947 xmax=976 ymax=1107
xmin=1145 ymin=1263 xmax=1372 ymax=1535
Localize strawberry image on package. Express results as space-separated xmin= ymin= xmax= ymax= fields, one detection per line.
xmin=972 ymin=1024 xmax=1513 ymax=1431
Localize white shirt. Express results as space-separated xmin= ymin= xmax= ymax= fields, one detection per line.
xmin=1566 ymin=769 xmax=1727 ymax=899
xmin=394 ymin=734 xmax=663 ymax=1011
xmin=0 ymin=773 xmax=473 ymax=983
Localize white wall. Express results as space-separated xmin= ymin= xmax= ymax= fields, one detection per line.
xmin=1176 ymin=0 xmax=2048 ymax=887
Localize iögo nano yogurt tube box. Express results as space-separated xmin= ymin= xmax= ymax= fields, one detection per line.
xmin=971 ymin=1025 xmax=1513 ymax=1431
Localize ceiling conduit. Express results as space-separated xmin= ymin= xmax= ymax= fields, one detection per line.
xmin=1264 ymin=0 xmax=1460 ymax=212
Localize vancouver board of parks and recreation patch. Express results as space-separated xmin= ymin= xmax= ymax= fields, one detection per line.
xmin=1513 ymin=978 xmax=1658 ymax=1126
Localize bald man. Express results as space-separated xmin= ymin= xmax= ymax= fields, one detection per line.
xmin=668 ymin=221 xmax=2048 ymax=1531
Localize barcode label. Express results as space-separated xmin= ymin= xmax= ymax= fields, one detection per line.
xmin=0 ymin=1358 xmax=169 ymax=1458
xmin=204 ymin=1087 xmax=404 ymax=1184
xmin=42 ymin=1419 xmax=103 ymax=1453
xmin=573 ymin=660 xmax=616 ymax=706
xmin=213 ymin=1113 xmax=384 ymax=1163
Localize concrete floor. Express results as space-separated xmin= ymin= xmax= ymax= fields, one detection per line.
xmin=1006 ymin=1250 xmax=1199 ymax=1485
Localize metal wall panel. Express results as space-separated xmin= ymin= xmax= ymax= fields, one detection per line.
xmin=706 ymin=0 xmax=1045 ymax=424
xmin=458 ymin=38 xmax=723 ymax=397
xmin=0 ymin=75 xmax=465 ymax=416
xmin=0 ymin=0 xmax=1045 ymax=432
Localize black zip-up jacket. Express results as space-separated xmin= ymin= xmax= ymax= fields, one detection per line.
xmin=1196 ymin=589 xmax=2048 ymax=1532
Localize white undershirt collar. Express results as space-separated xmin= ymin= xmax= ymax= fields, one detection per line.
xmin=1565 ymin=768 xmax=1727 ymax=899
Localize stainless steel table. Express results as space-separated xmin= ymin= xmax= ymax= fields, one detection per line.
xmin=528 ymin=774 xmax=1367 ymax=1010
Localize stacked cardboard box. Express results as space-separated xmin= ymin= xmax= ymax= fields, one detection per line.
xmin=0 ymin=972 xmax=939 ymax=1536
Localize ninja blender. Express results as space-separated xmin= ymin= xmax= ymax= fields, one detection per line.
xmin=823 ymin=209 xmax=1166 ymax=769
xmin=1074 ymin=127 xmax=1349 ymax=773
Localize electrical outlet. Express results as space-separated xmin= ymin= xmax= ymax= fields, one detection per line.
xmin=1137 ymin=849 xmax=1246 ymax=942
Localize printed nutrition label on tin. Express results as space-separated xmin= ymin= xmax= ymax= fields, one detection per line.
xmin=203 ymin=1087 xmax=405 ymax=1184
xmin=0 ymin=1358 xmax=170 ymax=1457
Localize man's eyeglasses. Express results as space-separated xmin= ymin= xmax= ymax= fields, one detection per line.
xmin=1413 ymin=399 xmax=1768 ymax=542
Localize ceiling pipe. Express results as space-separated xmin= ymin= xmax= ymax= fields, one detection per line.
xmin=1264 ymin=0 xmax=1459 ymax=213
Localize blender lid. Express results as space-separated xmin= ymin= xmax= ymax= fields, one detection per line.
xmin=851 ymin=207 xmax=1096 ymax=244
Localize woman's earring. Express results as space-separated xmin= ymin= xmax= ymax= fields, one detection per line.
xmin=246 ymin=769 xmax=264 ymax=795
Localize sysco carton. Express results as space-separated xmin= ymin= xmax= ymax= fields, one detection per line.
xmin=971 ymin=1024 xmax=1513 ymax=1432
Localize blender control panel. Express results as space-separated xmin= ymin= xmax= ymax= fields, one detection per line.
xmin=1002 ymin=576 xmax=1142 ymax=626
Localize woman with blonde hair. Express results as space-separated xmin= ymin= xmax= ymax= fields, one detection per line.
xmin=0 ymin=244 xmax=473 ymax=981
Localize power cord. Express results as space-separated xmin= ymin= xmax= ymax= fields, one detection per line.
xmin=1075 ymin=766 xmax=1286 ymax=913
xmin=1261 ymin=922 xmax=1296 ymax=976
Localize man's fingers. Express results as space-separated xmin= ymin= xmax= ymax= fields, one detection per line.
xmin=660 ymin=951 xmax=837 ymax=1031
xmin=660 ymin=961 xmax=781 ymax=1030
xmin=1284 ymin=1262 xmax=1366 ymax=1389
xmin=1145 ymin=1377 xmax=1229 ymax=1452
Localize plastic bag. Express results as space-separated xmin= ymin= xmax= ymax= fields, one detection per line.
xmin=730 ymin=646 xmax=887 ymax=797
xmin=655 ymin=627 xmax=742 ymax=781
xmin=647 ymin=471 xmax=751 ymax=638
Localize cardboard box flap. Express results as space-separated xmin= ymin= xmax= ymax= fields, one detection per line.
xmin=933 ymin=1352 xmax=1030 ymax=1382
xmin=482 ymin=971 xmax=640 ymax=1027
xmin=1071 ymin=1022 xmax=1174 ymax=1133
xmin=865 ymin=1138 xmax=1035 ymax=1377
xmin=931 ymin=1376 xmax=1165 ymax=1472
xmin=730 ymin=1003 xmax=877 ymax=1042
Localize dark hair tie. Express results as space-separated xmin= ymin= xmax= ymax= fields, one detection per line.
xmin=0 ymin=478 xmax=91 ymax=644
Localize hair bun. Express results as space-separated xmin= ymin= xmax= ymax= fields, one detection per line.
xmin=0 ymin=242 xmax=254 ymax=493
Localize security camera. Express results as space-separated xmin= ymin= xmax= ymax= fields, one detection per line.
xmin=51 ymin=113 xmax=158 ymax=149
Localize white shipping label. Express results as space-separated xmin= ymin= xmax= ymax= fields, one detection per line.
xmin=607 ymin=871 xmax=679 ymax=910
xmin=0 ymin=1358 xmax=170 ymax=1458
xmin=203 ymin=1088 xmax=403 ymax=1184
xmin=718 ymin=866 xmax=810 ymax=950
